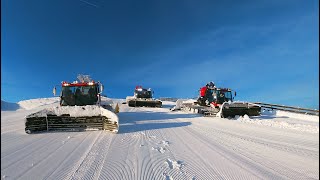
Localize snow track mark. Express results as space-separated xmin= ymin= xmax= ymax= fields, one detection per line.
xmin=70 ymin=132 xmax=115 ymax=180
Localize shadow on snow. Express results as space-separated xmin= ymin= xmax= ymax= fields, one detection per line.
xmin=253 ymin=115 xmax=289 ymax=120
xmin=118 ymin=122 xmax=191 ymax=134
xmin=118 ymin=111 xmax=200 ymax=122
xmin=117 ymin=111 xmax=197 ymax=133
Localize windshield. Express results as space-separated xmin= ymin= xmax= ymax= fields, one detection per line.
xmin=214 ymin=90 xmax=233 ymax=104
xmin=61 ymin=85 xmax=98 ymax=106
xmin=224 ymin=91 xmax=232 ymax=100
xmin=135 ymin=89 xmax=152 ymax=98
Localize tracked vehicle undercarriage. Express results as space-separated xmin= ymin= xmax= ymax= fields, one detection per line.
xmin=126 ymin=86 xmax=162 ymax=108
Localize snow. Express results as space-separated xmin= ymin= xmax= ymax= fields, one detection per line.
xmin=26 ymin=105 xmax=114 ymax=118
xmin=273 ymin=109 xmax=319 ymax=121
xmin=1 ymin=97 xmax=319 ymax=179
xmin=234 ymin=109 xmax=319 ymax=133
xmin=18 ymin=97 xmax=60 ymax=110
xmin=170 ymin=99 xmax=195 ymax=111
xmin=101 ymin=96 xmax=125 ymax=108
xmin=165 ymin=159 xmax=184 ymax=170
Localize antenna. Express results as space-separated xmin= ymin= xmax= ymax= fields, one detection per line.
xmin=77 ymin=74 xmax=91 ymax=83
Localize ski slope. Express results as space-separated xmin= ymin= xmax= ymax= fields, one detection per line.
xmin=1 ymin=98 xmax=319 ymax=180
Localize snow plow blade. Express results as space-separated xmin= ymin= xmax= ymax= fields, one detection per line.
xmin=128 ymin=99 xmax=162 ymax=107
xmin=220 ymin=102 xmax=261 ymax=118
xmin=25 ymin=106 xmax=119 ymax=134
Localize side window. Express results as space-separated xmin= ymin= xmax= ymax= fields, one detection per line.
xmin=212 ymin=90 xmax=217 ymax=98
xmin=224 ymin=92 xmax=232 ymax=100
xmin=83 ymin=87 xmax=90 ymax=95
xmin=207 ymin=89 xmax=214 ymax=96
xmin=70 ymin=87 xmax=76 ymax=93
xmin=75 ymin=87 xmax=82 ymax=95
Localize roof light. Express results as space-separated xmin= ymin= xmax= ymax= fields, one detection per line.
xmin=137 ymin=88 xmax=143 ymax=91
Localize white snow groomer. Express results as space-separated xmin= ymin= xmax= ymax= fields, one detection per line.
xmin=126 ymin=86 xmax=162 ymax=107
xmin=25 ymin=75 xmax=119 ymax=134
xmin=181 ymin=82 xmax=261 ymax=118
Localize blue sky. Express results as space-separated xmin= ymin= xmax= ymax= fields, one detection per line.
xmin=1 ymin=0 xmax=319 ymax=109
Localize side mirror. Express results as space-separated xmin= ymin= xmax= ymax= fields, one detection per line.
xmin=100 ymin=84 xmax=104 ymax=93
xmin=234 ymin=91 xmax=237 ymax=97
xmin=53 ymin=87 xmax=57 ymax=96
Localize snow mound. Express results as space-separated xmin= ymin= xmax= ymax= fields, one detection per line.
xmin=165 ymin=159 xmax=184 ymax=170
xmin=261 ymin=108 xmax=277 ymax=116
xmin=275 ymin=110 xmax=319 ymax=122
xmin=18 ymin=97 xmax=60 ymax=110
xmin=26 ymin=105 xmax=102 ymax=117
xmin=171 ymin=99 xmax=195 ymax=111
xmin=261 ymin=108 xmax=318 ymax=122
xmin=101 ymin=96 xmax=125 ymax=105
xmin=236 ymin=114 xmax=319 ymax=134
xmin=1 ymin=100 xmax=21 ymax=111
xmin=18 ymin=96 xmax=119 ymax=111
xmin=160 ymin=140 xmax=170 ymax=146
xmin=152 ymin=147 xmax=166 ymax=153
xmin=26 ymin=105 xmax=119 ymax=123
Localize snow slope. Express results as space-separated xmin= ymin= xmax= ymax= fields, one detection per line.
xmin=1 ymin=98 xmax=319 ymax=179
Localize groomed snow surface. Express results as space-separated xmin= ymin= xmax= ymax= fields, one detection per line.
xmin=1 ymin=98 xmax=319 ymax=180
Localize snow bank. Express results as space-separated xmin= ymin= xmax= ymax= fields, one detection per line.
xmin=235 ymin=113 xmax=319 ymax=134
xmin=181 ymin=99 xmax=197 ymax=104
xmin=274 ymin=110 xmax=319 ymax=122
xmin=101 ymin=96 xmax=125 ymax=110
xmin=101 ymin=96 xmax=125 ymax=105
xmin=261 ymin=108 xmax=318 ymax=122
xmin=170 ymin=99 xmax=195 ymax=111
xmin=125 ymin=96 xmax=135 ymax=103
